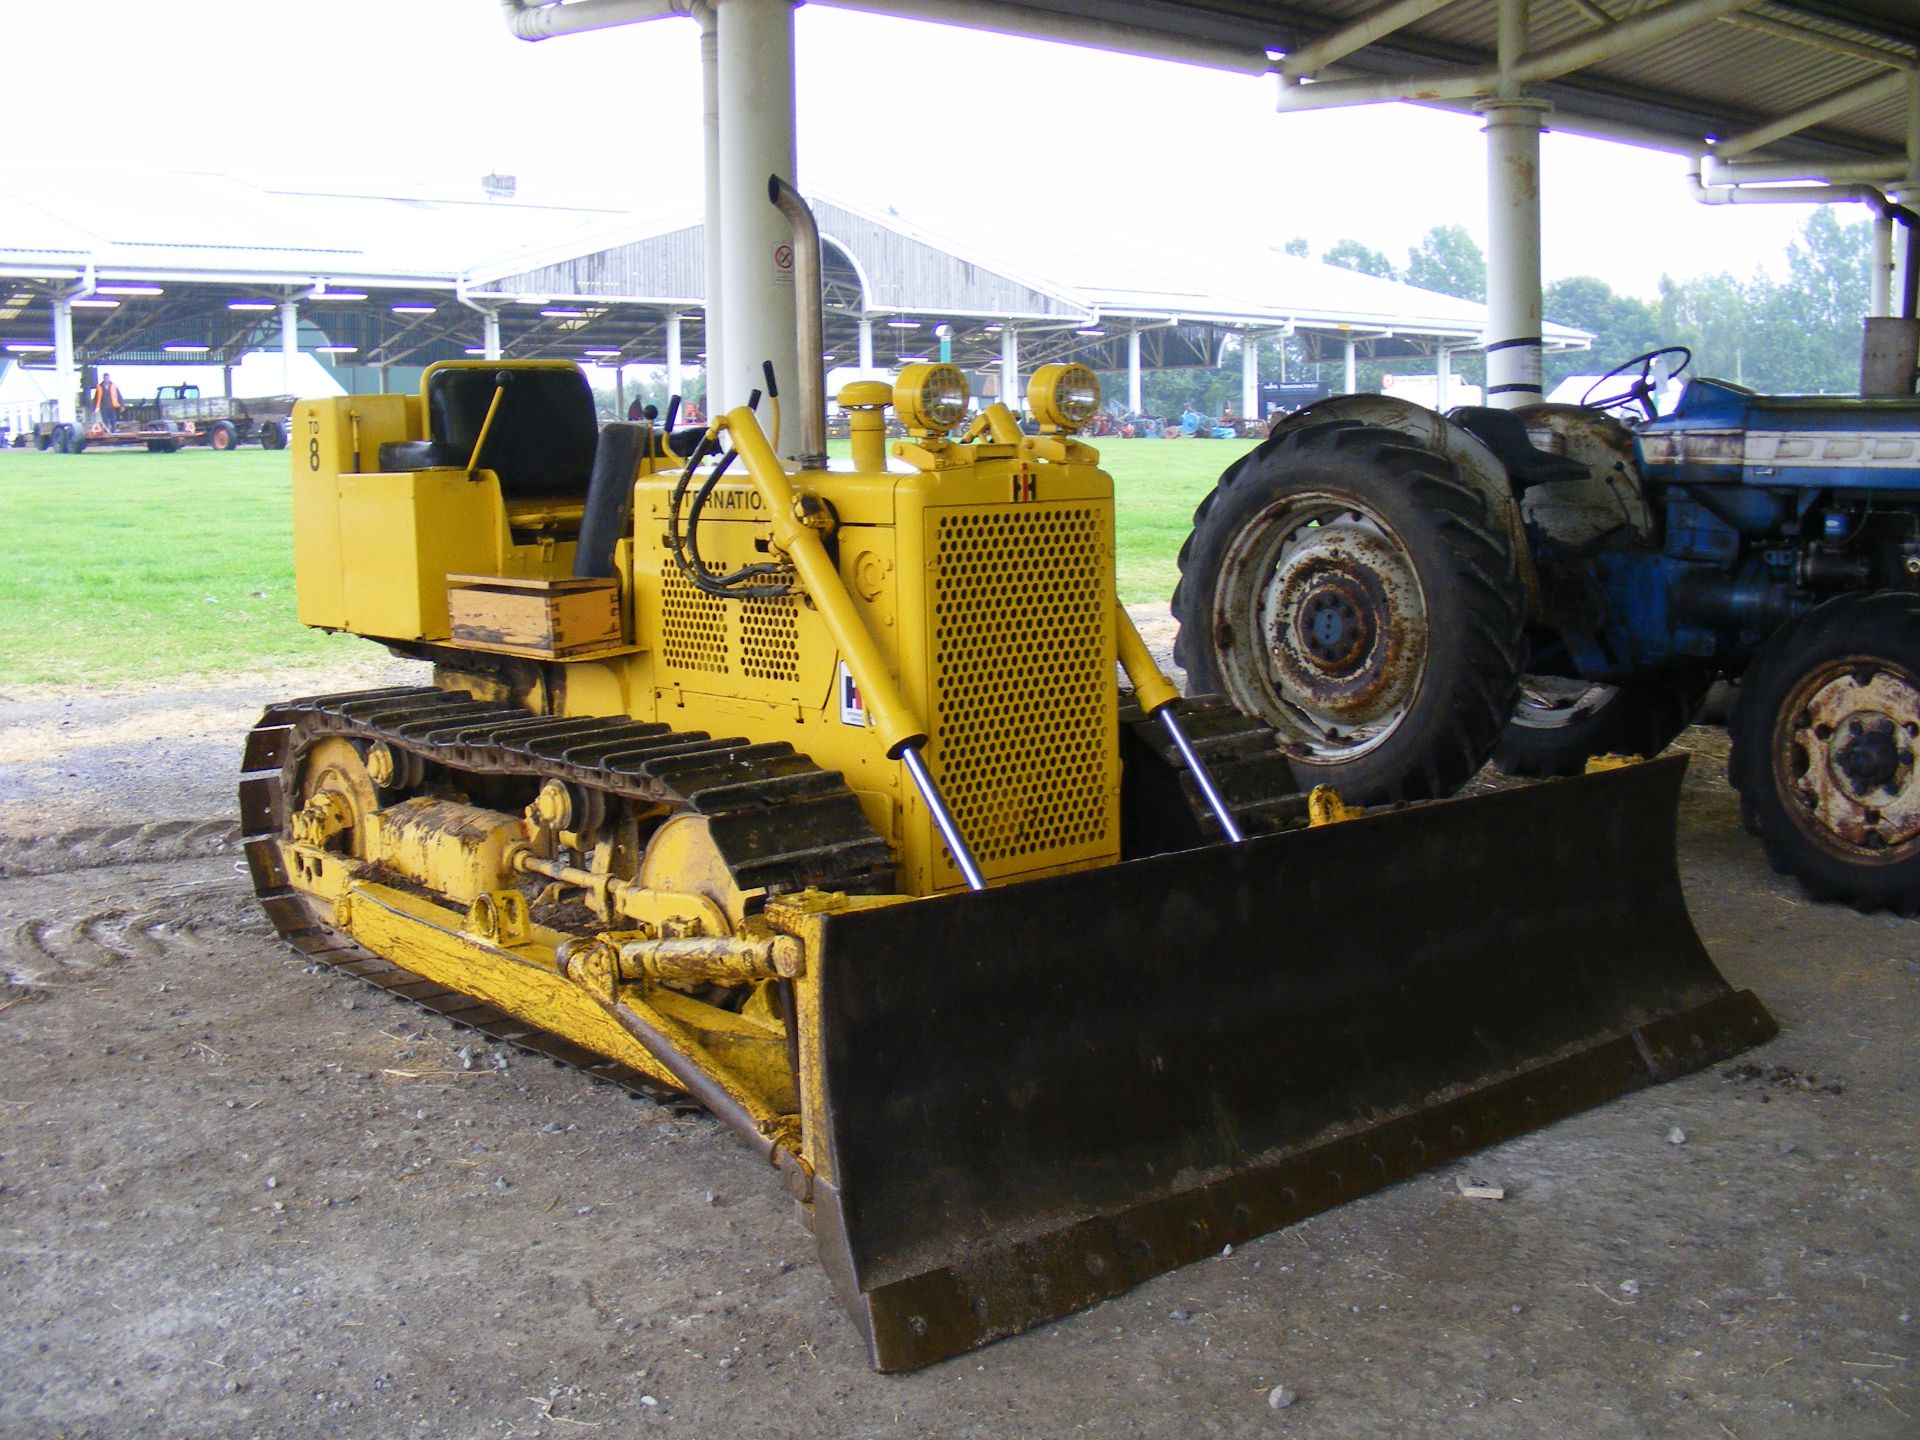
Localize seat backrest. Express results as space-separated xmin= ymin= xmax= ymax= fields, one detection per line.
xmin=425 ymin=363 xmax=598 ymax=499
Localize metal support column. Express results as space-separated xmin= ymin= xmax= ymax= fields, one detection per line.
xmin=1240 ymin=330 xmax=1259 ymax=419
xmin=1437 ymin=345 xmax=1453 ymax=408
xmin=1480 ymin=96 xmax=1551 ymax=408
xmin=280 ymin=301 xmax=300 ymax=394
xmin=1899 ymin=70 xmax=1920 ymax=317
xmin=483 ymin=310 xmax=502 ymax=361
xmin=1343 ymin=338 xmax=1356 ymax=394
xmin=1000 ymin=328 xmax=1019 ymax=412
xmin=666 ymin=309 xmax=683 ymax=401
xmin=858 ymin=315 xmax=874 ymax=378
xmin=715 ymin=0 xmax=797 ymax=452
xmin=1127 ymin=328 xmax=1142 ymax=414
xmin=52 ymin=297 xmax=75 ymax=425
xmin=1872 ymin=216 xmax=1894 ymax=317
xmin=699 ymin=2 xmax=724 ymax=411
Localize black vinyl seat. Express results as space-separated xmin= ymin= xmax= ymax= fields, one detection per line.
xmin=377 ymin=365 xmax=599 ymax=500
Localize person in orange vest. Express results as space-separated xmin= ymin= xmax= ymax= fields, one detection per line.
xmin=92 ymin=373 xmax=125 ymax=430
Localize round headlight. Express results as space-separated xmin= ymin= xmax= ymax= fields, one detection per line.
xmin=894 ymin=363 xmax=970 ymax=434
xmin=1028 ymin=364 xmax=1100 ymax=431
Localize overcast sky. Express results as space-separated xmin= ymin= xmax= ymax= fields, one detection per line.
xmin=14 ymin=1 xmax=1821 ymax=301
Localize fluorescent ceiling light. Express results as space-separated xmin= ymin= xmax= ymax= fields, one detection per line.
xmin=97 ymin=284 xmax=163 ymax=297
xmin=886 ymin=319 xmax=918 ymax=329
xmin=540 ymin=308 xmax=586 ymax=318
xmin=391 ymin=304 xmax=437 ymax=315
xmin=228 ymin=301 xmax=276 ymax=312
xmin=1076 ymin=328 xmax=1105 ymax=337
xmin=583 ymin=348 xmax=620 ymax=357
xmin=162 ymin=344 xmax=209 ymax=353
xmin=72 ymin=298 xmax=121 ymax=309
xmin=315 ymin=345 xmax=357 ymax=354
xmin=4 ymin=342 xmax=54 ymax=352
xmin=464 ymin=347 xmax=487 ymax=355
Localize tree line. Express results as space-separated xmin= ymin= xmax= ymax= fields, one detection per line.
xmin=1099 ymin=207 xmax=1874 ymax=418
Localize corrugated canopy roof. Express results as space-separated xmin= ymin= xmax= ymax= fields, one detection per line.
xmin=0 ymin=170 xmax=1584 ymax=375
xmin=882 ymin=2 xmax=1917 ymax=163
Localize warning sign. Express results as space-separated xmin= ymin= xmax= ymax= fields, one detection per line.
xmin=773 ymin=243 xmax=794 ymax=287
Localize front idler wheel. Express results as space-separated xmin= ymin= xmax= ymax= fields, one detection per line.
xmin=1173 ymin=421 xmax=1526 ymax=802
xmin=1729 ymin=591 xmax=1920 ymax=913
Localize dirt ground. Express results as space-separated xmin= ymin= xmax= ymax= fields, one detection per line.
xmin=1 ymin=629 xmax=1915 ymax=1439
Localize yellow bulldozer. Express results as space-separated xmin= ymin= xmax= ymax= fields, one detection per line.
xmin=241 ymin=180 xmax=1774 ymax=1371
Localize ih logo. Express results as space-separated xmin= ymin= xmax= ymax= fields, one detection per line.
xmin=1011 ymin=466 xmax=1037 ymax=502
xmin=838 ymin=661 xmax=868 ymax=727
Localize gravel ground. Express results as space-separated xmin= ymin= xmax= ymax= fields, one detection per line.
xmin=1 ymin=637 xmax=1914 ymax=1439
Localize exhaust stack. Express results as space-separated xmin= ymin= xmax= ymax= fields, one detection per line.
xmin=769 ymin=175 xmax=828 ymax=468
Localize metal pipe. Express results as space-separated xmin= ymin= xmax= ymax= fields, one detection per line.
xmin=768 ymin=175 xmax=828 ymax=468
xmin=899 ymin=746 xmax=986 ymax=891
xmin=1279 ymin=0 xmax=1454 ymax=79
xmin=1703 ymin=154 xmax=1909 ymax=185
xmin=499 ymin=0 xmax=693 ymax=41
xmin=1000 ymin=327 xmax=1018 ymax=413
xmin=1127 ymin=328 xmax=1142 ymax=414
xmin=1157 ymin=709 xmax=1246 ymax=844
xmin=1113 ymin=605 xmax=1246 ymax=844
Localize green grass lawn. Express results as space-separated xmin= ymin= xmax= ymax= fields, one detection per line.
xmin=0 ymin=435 xmax=1255 ymax=690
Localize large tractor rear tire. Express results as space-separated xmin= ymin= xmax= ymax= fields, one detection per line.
xmin=1729 ymin=590 xmax=1920 ymax=914
xmin=1494 ymin=670 xmax=1708 ymax=778
xmin=1172 ymin=421 xmax=1526 ymax=803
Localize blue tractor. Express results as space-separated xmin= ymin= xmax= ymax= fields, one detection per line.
xmin=1173 ymin=347 xmax=1920 ymax=913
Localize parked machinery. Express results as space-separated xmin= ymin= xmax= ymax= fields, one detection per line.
xmin=242 ymin=184 xmax=1771 ymax=1370
xmin=1174 ymin=345 xmax=1920 ymax=912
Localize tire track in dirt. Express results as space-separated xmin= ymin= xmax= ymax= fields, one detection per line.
xmin=0 ymin=866 xmax=265 ymax=995
xmin=0 ymin=817 xmax=238 ymax=879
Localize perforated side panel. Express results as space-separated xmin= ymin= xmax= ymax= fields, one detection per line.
xmin=740 ymin=589 xmax=800 ymax=682
xmin=927 ymin=505 xmax=1115 ymax=876
xmin=660 ymin=563 xmax=729 ymax=674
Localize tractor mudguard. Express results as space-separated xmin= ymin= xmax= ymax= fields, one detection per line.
xmin=796 ymin=755 xmax=1773 ymax=1370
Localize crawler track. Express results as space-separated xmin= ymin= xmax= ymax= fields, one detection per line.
xmin=237 ymin=686 xmax=897 ymax=1098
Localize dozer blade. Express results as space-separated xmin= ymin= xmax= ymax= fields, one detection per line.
xmin=799 ymin=755 xmax=1773 ymax=1371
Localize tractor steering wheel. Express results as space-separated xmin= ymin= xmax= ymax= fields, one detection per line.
xmin=1581 ymin=346 xmax=1691 ymax=422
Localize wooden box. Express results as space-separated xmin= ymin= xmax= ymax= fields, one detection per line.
xmin=446 ymin=574 xmax=624 ymax=658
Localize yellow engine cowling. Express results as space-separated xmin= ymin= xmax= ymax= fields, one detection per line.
xmin=631 ymin=434 xmax=1122 ymax=895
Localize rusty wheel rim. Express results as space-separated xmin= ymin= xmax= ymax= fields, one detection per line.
xmin=1774 ymin=658 xmax=1920 ymax=863
xmin=1215 ymin=493 xmax=1428 ymax=761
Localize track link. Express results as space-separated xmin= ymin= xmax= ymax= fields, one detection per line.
xmin=238 ymin=686 xmax=895 ymax=1099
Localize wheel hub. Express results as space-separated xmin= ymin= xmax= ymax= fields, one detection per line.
xmin=1785 ymin=665 xmax=1920 ymax=856
xmin=1298 ymin=579 xmax=1374 ymax=673
xmin=1262 ymin=522 xmax=1421 ymax=736
xmin=1832 ymin=715 xmax=1905 ymax=796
